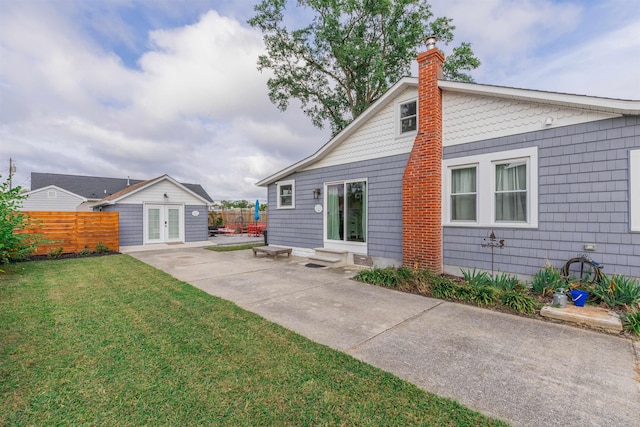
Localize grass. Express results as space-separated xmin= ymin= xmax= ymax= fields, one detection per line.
xmin=0 ymin=256 xmax=507 ymax=426
xmin=206 ymin=243 xmax=263 ymax=252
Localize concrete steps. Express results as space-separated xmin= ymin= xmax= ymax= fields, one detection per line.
xmin=309 ymin=248 xmax=348 ymax=267
xmin=540 ymin=304 xmax=623 ymax=334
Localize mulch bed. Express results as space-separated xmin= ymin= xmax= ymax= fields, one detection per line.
xmin=16 ymin=251 xmax=121 ymax=262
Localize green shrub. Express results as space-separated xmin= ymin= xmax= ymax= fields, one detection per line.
xmin=353 ymin=267 xmax=414 ymax=289
xmin=0 ymin=175 xmax=39 ymax=264
xmin=621 ymin=309 xmax=640 ymax=335
xmin=531 ymin=265 xmax=564 ymax=296
xmin=47 ymin=247 xmax=64 ymax=259
xmin=500 ymin=290 xmax=539 ymax=315
xmin=95 ymin=241 xmax=110 ymax=253
xmin=491 ymin=272 xmax=524 ymax=291
xmin=473 ymin=286 xmax=499 ymax=306
xmin=461 ymin=268 xmax=492 ymax=287
xmin=591 ymin=274 xmax=640 ymax=308
xmin=78 ymin=248 xmax=94 ymax=256
xmin=431 ymin=277 xmax=458 ymax=299
xmin=454 ymin=284 xmax=476 ymax=303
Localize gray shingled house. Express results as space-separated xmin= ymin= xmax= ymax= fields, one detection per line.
xmin=257 ymin=42 xmax=640 ymax=278
xmin=24 ymin=172 xmax=213 ymax=247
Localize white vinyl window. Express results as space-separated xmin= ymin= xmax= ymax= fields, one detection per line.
xmin=450 ymin=166 xmax=477 ymax=221
xmin=276 ymin=180 xmax=295 ymax=209
xmin=399 ymin=100 xmax=417 ymax=133
xmin=631 ymin=149 xmax=640 ymax=232
xmin=495 ymin=161 xmax=527 ymax=222
xmin=443 ymin=147 xmax=538 ymax=228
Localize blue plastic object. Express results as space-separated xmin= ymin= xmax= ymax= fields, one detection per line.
xmin=570 ymin=290 xmax=588 ymax=307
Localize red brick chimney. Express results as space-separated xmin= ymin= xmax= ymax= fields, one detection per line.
xmin=402 ymin=37 xmax=444 ymax=273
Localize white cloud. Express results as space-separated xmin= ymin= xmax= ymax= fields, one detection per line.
xmin=1 ymin=0 xmax=638 ymax=201
xmin=135 ymin=10 xmax=272 ymax=120
xmin=431 ymin=0 xmax=582 ymax=61
xmin=429 ymin=0 xmax=640 ymax=98
xmin=0 ymin=3 xmax=326 ymax=200
xmin=501 ymin=21 xmax=640 ymax=98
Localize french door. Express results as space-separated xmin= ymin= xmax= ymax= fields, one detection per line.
xmin=144 ymin=204 xmax=184 ymax=244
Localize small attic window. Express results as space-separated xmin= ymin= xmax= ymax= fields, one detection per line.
xmin=400 ymin=100 xmax=417 ymax=133
xmin=47 ymin=191 xmax=57 ymax=198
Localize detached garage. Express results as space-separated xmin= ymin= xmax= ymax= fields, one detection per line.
xmin=93 ymin=174 xmax=211 ymax=247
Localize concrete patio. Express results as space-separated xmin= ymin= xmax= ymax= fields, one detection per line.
xmin=129 ymin=246 xmax=640 ymax=427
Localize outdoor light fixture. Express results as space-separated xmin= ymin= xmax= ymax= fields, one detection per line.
xmin=313 ymin=188 xmax=321 ymax=199
xmin=164 ymin=193 xmax=169 ymax=198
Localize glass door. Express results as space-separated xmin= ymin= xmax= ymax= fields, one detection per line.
xmin=144 ymin=204 xmax=184 ymax=244
xmin=167 ymin=207 xmax=181 ymax=241
xmin=325 ymin=180 xmax=366 ymax=246
xmin=146 ymin=205 xmax=163 ymax=244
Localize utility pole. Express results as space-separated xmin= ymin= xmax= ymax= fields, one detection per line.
xmin=9 ymin=158 xmax=16 ymax=190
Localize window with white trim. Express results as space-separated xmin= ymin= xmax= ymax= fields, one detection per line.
xmin=450 ymin=166 xmax=477 ymax=221
xmin=399 ymin=100 xmax=417 ymax=133
xmin=494 ymin=161 xmax=527 ymax=222
xmin=443 ymin=147 xmax=538 ymax=228
xmin=631 ymin=149 xmax=640 ymax=232
xmin=276 ymin=180 xmax=295 ymax=209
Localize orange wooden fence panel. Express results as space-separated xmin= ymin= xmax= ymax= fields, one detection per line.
xmin=18 ymin=212 xmax=119 ymax=255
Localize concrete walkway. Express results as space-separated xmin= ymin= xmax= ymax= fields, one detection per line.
xmin=120 ymin=235 xmax=263 ymax=253
xmin=128 ymin=247 xmax=640 ymax=427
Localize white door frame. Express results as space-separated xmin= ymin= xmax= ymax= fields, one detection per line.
xmin=322 ymin=179 xmax=368 ymax=254
xmin=143 ymin=203 xmax=185 ymax=244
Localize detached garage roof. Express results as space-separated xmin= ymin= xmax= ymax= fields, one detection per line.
xmin=31 ymin=172 xmax=213 ymax=202
xmin=93 ymin=174 xmax=211 ymax=207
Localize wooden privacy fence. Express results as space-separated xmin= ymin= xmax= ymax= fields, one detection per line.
xmin=209 ymin=208 xmax=268 ymax=228
xmin=18 ymin=212 xmax=119 ymax=255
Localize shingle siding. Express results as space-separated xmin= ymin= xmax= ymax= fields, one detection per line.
xmin=268 ymin=154 xmax=409 ymax=260
xmin=103 ymin=204 xmax=208 ymax=245
xmin=102 ymin=204 xmax=143 ymax=246
xmin=185 ymin=205 xmax=208 ymax=242
xmin=443 ymin=116 xmax=640 ymax=277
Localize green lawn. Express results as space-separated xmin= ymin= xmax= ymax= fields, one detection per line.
xmin=0 ymin=255 xmax=508 ymax=426
xmin=206 ymin=243 xmax=263 ymax=252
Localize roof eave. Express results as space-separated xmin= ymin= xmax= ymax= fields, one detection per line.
xmin=438 ymin=80 xmax=640 ymax=115
xmin=92 ymin=201 xmax=114 ymax=208
xmin=107 ymin=175 xmax=212 ymax=205
xmin=24 ymin=185 xmax=88 ymax=202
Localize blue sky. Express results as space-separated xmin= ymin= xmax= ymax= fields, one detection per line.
xmin=1 ymin=0 xmax=639 ymax=201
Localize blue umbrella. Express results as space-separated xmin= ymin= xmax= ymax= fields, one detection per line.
xmin=254 ymin=200 xmax=260 ymax=221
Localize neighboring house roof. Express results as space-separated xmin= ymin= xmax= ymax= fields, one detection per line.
xmin=31 ymin=172 xmax=213 ymax=202
xmin=23 ymin=184 xmax=88 ymax=202
xmin=256 ymin=78 xmax=640 ymax=186
xmin=92 ymin=174 xmax=212 ymax=207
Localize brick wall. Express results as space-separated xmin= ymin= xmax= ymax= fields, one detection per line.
xmin=402 ymin=48 xmax=444 ymax=273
